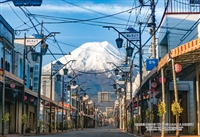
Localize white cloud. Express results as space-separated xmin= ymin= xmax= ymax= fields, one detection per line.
xmin=0 ymin=3 xmax=132 ymax=15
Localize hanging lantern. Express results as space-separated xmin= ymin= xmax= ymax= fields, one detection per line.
xmin=133 ymin=103 xmax=138 ymax=108
xmin=118 ymin=88 xmax=122 ymax=93
xmin=24 ymin=95 xmax=27 ymax=101
xmin=115 ymin=37 xmax=123 ymax=48
xmin=41 ymin=43 xmax=49 ymax=55
xmin=151 ymin=82 xmax=157 ymax=88
xmin=30 ymin=98 xmax=34 ymax=102
xmin=67 ymin=85 xmax=71 ymax=90
xmin=159 ymin=77 xmax=167 ymax=83
xmin=63 ymin=68 xmax=68 ymax=75
xmin=83 ymin=92 xmax=87 ymax=97
xmin=31 ymin=50 xmax=40 ymax=61
xmin=126 ymin=46 xmax=134 ymax=57
xmin=46 ymin=103 xmax=50 ymax=107
xmin=113 ymin=84 xmax=117 ymax=89
xmin=56 ymin=74 xmax=61 ymax=81
xmin=151 ymin=88 xmax=155 ymax=94
xmin=72 ymin=80 xmax=76 ymax=86
xmin=10 ymin=83 xmax=15 ymax=89
xmin=175 ymin=63 xmax=182 ymax=73
xmin=114 ymin=68 xmax=119 ymax=75
xmin=122 ymin=74 xmax=126 ymax=81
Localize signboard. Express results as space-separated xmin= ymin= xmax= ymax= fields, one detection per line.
xmin=190 ymin=0 xmax=200 ymax=4
xmin=122 ymin=27 xmax=140 ymax=41
xmin=119 ymin=65 xmax=130 ymax=73
xmin=13 ymin=0 xmax=43 ymax=6
xmin=146 ymin=58 xmax=158 ymax=71
xmin=26 ymin=38 xmax=42 ymax=46
xmin=33 ymin=63 xmax=40 ymax=92
xmin=14 ymin=38 xmax=42 ymax=46
xmin=52 ymin=64 xmax=63 ymax=71
xmin=122 ymin=32 xmax=140 ymax=41
xmin=52 ymin=61 xmax=63 ymax=71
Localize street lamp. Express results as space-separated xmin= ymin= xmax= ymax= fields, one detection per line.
xmin=32 ymin=39 xmax=48 ymax=134
xmin=56 ymin=71 xmax=82 ymax=133
xmin=104 ymin=25 xmax=142 ymax=133
xmin=30 ymin=31 xmax=60 ymax=134
xmin=49 ymin=59 xmax=76 ymax=133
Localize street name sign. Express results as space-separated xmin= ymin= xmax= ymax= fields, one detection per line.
xmin=146 ymin=58 xmax=159 ymax=71
xmin=122 ymin=32 xmax=140 ymax=41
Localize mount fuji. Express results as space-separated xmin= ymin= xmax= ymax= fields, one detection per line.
xmin=42 ymin=41 xmax=138 ymax=110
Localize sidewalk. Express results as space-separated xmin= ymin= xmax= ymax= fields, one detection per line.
xmin=2 ymin=130 xmax=69 ymax=137
xmin=119 ymin=129 xmax=200 ymax=137
xmin=3 ymin=128 xmax=88 ymax=137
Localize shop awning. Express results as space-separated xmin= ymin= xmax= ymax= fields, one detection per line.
xmin=157 ymin=37 xmax=200 ymax=71
xmin=141 ymin=66 xmax=158 ymax=86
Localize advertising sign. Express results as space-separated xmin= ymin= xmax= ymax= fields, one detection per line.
xmin=33 ymin=63 xmax=40 ymax=92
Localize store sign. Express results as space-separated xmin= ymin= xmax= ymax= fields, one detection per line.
xmin=33 ymin=63 xmax=40 ymax=92
xmin=26 ymin=38 xmax=42 ymax=46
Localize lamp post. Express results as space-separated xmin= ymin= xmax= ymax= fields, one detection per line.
xmin=32 ymin=40 xmax=48 ymax=134
xmin=49 ymin=60 xmax=76 ymax=133
xmin=104 ymin=25 xmax=142 ymax=133
xmin=31 ymin=31 xmax=60 ymax=134
xmin=56 ymin=72 xmax=81 ymax=132
xmin=107 ymin=62 xmax=130 ymax=130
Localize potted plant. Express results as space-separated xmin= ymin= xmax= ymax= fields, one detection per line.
xmin=171 ymin=100 xmax=183 ymax=137
xmin=135 ymin=115 xmax=142 ymax=135
xmin=126 ymin=119 xmax=133 ymax=132
xmin=145 ymin=108 xmax=154 ymax=136
xmin=22 ymin=114 xmax=28 ymax=125
xmin=1 ymin=113 xmax=9 ymax=137
xmin=158 ymin=101 xmax=166 ymax=137
xmin=2 ymin=113 xmax=9 ymax=123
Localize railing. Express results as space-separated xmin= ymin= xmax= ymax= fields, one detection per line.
xmin=166 ymin=0 xmax=200 ymax=13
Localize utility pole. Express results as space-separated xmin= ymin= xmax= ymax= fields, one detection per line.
xmin=22 ymin=33 xmax=26 ymax=134
xmin=36 ymin=21 xmax=44 ymax=134
xmin=151 ymin=0 xmax=156 ymax=58
xmin=124 ymin=40 xmax=128 ymax=130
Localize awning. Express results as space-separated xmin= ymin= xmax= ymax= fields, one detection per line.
xmin=141 ymin=66 xmax=158 ymax=86
xmin=157 ymin=37 xmax=200 ymax=71
xmin=25 ymin=88 xmax=38 ymax=97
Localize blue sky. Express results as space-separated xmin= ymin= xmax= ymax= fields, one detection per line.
xmin=0 ymin=0 xmax=165 ymax=65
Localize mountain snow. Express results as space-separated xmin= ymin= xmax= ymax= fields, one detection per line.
xmin=42 ymin=41 xmax=138 ymax=110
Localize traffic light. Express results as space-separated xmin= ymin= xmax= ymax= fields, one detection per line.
xmin=12 ymin=0 xmax=42 ymax=6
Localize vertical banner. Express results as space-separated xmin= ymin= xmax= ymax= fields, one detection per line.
xmin=33 ymin=63 xmax=40 ymax=92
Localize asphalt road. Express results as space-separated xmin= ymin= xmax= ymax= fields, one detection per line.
xmin=27 ymin=125 xmax=134 ymax=137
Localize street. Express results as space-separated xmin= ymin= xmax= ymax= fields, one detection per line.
xmin=26 ymin=125 xmax=133 ymax=137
